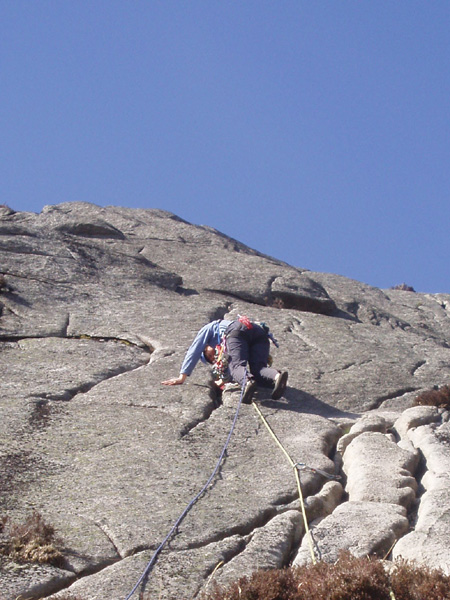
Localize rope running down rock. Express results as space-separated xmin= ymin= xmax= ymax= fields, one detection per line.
xmin=124 ymin=369 xmax=249 ymax=600
xmin=251 ymin=401 xmax=318 ymax=564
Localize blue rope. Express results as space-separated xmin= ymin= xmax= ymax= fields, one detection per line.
xmin=124 ymin=369 xmax=248 ymax=600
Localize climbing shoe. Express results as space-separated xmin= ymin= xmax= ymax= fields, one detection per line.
xmin=223 ymin=382 xmax=240 ymax=392
xmin=272 ymin=371 xmax=288 ymax=400
xmin=242 ymin=379 xmax=257 ymax=404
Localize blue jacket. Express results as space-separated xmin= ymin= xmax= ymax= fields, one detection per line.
xmin=181 ymin=319 xmax=232 ymax=376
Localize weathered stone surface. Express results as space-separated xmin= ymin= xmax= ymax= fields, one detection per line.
xmin=392 ymin=422 xmax=450 ymax=573
xmin=53 ymin=536 xmax=247 ymax=600
xmin=293 ymin=501 xmax=409 ymax=566
xmin=337 ymin=413 xmax=387 ymax=454
xmin=0 ymin=560 xmax=74 ymax=600
xmin=393 ymin=405 xmax=442 ymax=440
xmin=270 ymin=274 xmax=336 ymax=314
xmin=303 ymin=480 xmax=344 ymax=522
xmin=2 ymin=202 xmax=450 ymax=599
xmin=343 ymin=432 xmax=419 ymax=508
xmin=214 ymin=510 xmax=302 ymax=588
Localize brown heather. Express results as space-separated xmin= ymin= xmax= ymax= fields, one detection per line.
xmin=199 ymin=552 xmax=450 ymax=600
xmin=414 ymin=385 xmax=450 ymax=410
xmin=0 ymin=511 xmax=63 ymax=567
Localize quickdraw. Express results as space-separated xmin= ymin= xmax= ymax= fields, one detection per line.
xmin=295 ymin=462 xmax=341 ymax=481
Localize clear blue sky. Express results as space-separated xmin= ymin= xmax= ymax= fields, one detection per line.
xmin=2 ymin=1 xmax=449 ymax=294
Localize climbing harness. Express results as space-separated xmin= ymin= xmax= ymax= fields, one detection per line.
xmin=211 ymin=316 xmax=277 ymax=385
xmin=211 ymin=339 xmax=231 ymax=385
xmin=251 ymin=401 xmax=321 ymax=564
xmin=125 ymin=319 xmax=324 ymax=596
xmin=124 ymin=370 xmax=249 ymax=600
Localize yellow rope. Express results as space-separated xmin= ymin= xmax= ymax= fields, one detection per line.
xmin=205 ymin=560 xmax=224 ymax=589
xmin=251 ymin=401 xmax=317 ymax=564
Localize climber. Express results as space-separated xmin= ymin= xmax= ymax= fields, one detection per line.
xmin=161 ymin=316 xmax=288 ymax=404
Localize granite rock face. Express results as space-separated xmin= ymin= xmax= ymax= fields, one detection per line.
xmin=1 ymin=202 xmax=450 ymax=599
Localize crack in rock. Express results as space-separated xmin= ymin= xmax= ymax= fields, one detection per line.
xmin=371 ymin=388 xmax=419 ymax=410
xmin=27 ymin=362 xmax=150 ymax=403
xmin=411 ymin=360 xmax=427 ymax=376
xmin=183 ymin=506 xmax=282 ymax=552
xmin=4 ymin=204 xmax=450 ymax=598
xmin=93 ymin=521 xmax=123 ymax=560
xmin=179 ymin=398 xmax=220 ymax=437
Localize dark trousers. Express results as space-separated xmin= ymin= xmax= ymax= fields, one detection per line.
xmin=225 ymin=321 xmax=279 ymax=387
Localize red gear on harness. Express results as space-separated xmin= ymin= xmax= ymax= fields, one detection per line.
xmin=238 ymin=315 xmax=253 ymax=329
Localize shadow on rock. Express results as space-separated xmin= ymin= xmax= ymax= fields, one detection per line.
xmin=256 ymin=386 xmax=360 ymax=421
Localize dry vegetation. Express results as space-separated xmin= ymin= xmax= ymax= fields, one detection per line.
xmin=0 ymin=511 xmax=63 ymax=566
xmin=1 ymin=517 xmax=448 ymax=600
xmin=200 ymin=552 xmax=450 ymax=600
xmin=414 ymin=385 xmax=450 ymax=410
xmin=390 ymin=283 xmax=416 ymax=292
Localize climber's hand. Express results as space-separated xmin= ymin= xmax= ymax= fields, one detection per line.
xmin=161 ymin=374 xmax=187 ymax=386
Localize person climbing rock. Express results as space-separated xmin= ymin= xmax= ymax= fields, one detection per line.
xmin=161 ymin=316 xmax=288 ymax=404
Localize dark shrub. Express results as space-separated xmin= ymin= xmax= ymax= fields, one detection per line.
xmin=293 ymin=553 xmax=391 ymax=600
xmin=200 ymin=552 xmax=450 ymax=600
xmin=414 ymin=385 xmax=450 ymax=410
xmin=205 ymin=567 xmax=300 ymax=600
xmin=202 ymin=553 xmax=392 ymax=600
xmin=0 ymin=511 xmax=63 ymax=566
xmin=390 ymin=559 xmax=450 ymax=600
